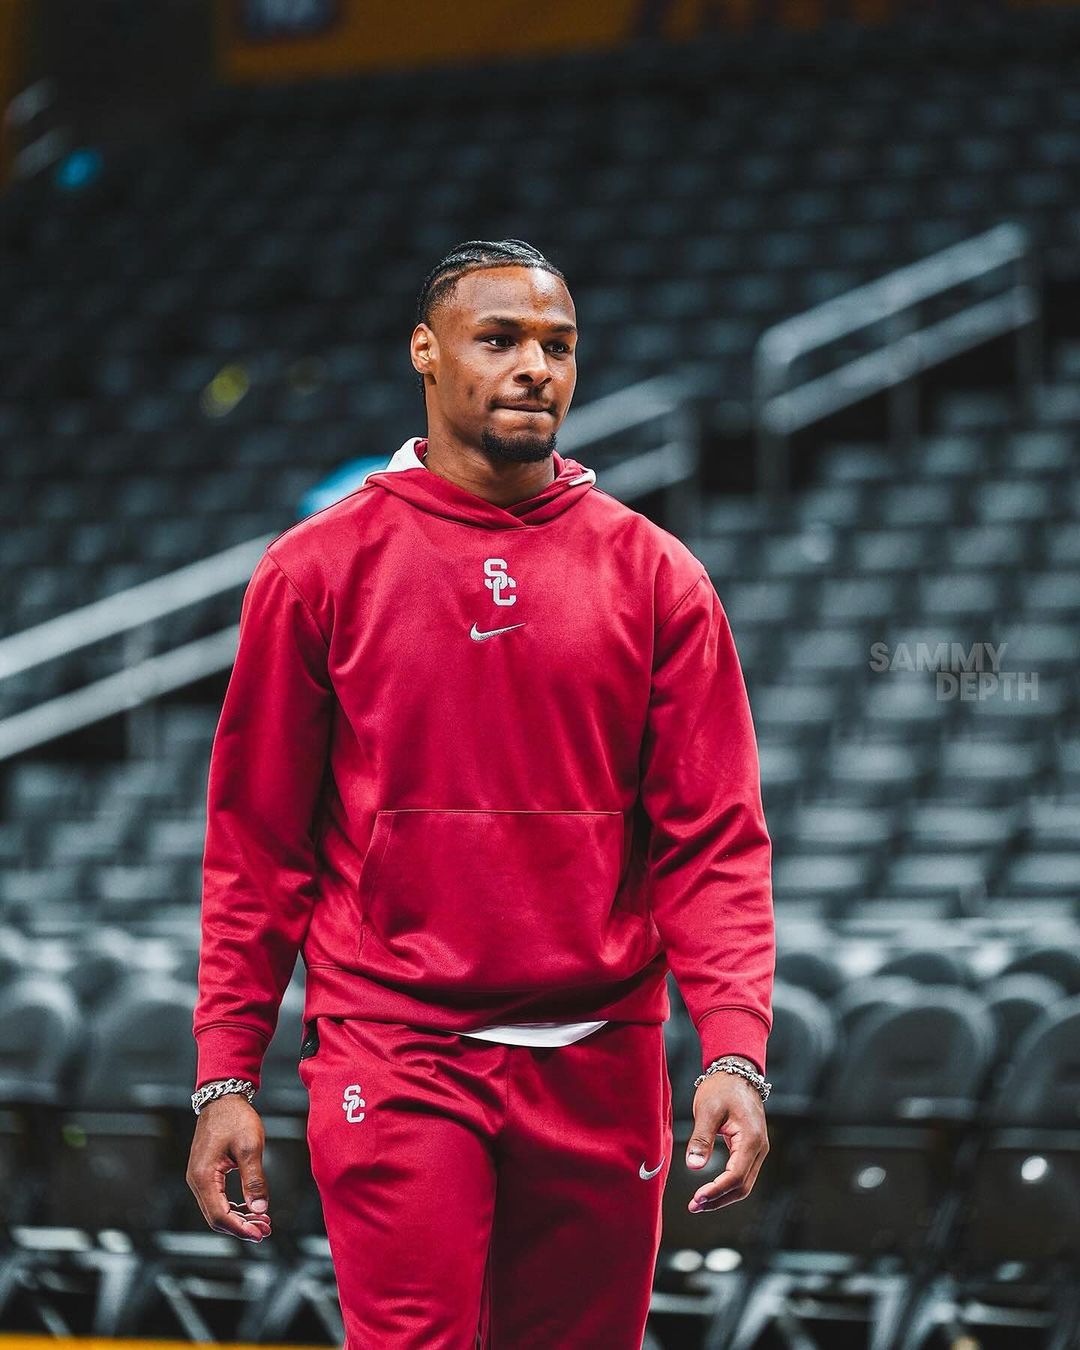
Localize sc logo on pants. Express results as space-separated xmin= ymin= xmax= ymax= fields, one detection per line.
xmin=342 ymin=1084 xmax=366 ymax=1123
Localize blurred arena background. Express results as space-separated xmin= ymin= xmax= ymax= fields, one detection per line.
xmin=1 ymin=0 xmax=1079 ymax=1346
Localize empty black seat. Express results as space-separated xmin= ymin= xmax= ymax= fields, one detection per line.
xmin=875 ymin=948 xmax=975 ymax=988
xmin=997 ymin=943 xmax=1080 ymax=995
xmin=782 ymin=990 xmax=996 ymax=1258
xmin=774 ymin=946 xmax=848 ymax=1002
xmin=982 ymin=973 xmax=1065 ymax=1068
xmin=0 ymin=975 xmax=84 ymax=1225
xmin=944 ymin=993 xmax=1080 ymax=1324
xmin=43 ymin=977 xmax=198 ymax=1234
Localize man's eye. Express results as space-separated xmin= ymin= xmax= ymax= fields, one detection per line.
xmin=483 ymin=336 xmax=573 ymax=353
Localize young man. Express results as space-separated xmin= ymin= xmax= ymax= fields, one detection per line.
xmin=187 ymin=238 xmax=775 ymax=1348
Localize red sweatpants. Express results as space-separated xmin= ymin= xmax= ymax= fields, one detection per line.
xmin=298 ymin=1015 xmax=674 ymax=1349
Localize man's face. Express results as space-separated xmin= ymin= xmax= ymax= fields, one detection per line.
xmin=413 ymin=265 xmax=578 ymax=464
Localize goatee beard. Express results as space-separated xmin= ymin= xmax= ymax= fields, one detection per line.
xmin=480 ymin=424 xmax=557 ymax=464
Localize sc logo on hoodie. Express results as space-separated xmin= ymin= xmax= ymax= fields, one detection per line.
xmin=484 ymin=558 xmax=517 ymax=607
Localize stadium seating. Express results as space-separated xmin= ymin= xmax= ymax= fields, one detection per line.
xmin=1 ymin=3 xmax=1078 ymax=1345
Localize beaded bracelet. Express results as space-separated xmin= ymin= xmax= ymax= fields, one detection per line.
xmin=693 ymin=1056 xmax=771 ymax=1103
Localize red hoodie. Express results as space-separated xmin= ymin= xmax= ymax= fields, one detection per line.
xmin=193 ymin=438 xmax=775 ymax=1089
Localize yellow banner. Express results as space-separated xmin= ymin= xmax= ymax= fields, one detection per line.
xmin=216 ymin=0 xmax=1080 ymax=82
xmin=217 ymin=0 xmax=643 ymax=82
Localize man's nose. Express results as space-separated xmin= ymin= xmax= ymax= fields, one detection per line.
xmin=515 ymin=341 xmax=552 ymax=383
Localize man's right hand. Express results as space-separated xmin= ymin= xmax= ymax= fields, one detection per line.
xmin=186 ymin=1094 xmax=273 ymax=1242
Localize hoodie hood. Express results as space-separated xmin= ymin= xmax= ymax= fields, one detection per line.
xmin=361 ymin=436 xmax=597 ymax=529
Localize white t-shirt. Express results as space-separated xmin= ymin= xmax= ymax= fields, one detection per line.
xmin=459 ymin=1019 xmax=608 ymax=1046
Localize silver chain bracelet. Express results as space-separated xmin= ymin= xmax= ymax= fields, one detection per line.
xmin=693 ymin=1056 xmax=771 ymax=1103
xmin=191 ymin=1077 xmax=256 ymax=1116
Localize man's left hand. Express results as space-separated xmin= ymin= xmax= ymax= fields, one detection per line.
xmin=685 ymin=1071 xmax=769 ymax=1213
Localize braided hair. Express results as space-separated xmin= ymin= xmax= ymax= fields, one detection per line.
xmin=413 ymin=239 xmax=567 ymax=401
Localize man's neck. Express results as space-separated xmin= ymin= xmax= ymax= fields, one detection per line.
xmin=420 ymin=434 xmax=555 ymax=508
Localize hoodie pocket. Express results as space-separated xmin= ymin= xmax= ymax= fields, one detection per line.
xmin=355 ymin=808 xmax=646 ymax=995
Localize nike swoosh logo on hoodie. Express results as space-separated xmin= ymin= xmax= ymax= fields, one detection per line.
xmin=470 ymin=622 xmax=526 ymax=641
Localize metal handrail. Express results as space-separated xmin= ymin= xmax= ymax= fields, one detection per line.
xmin=753 ymin=222 xmax=1043 ymax=496
xmin=0 ymin=537 xmax=271 ymax=681
xmin=0 ymin=629 xmax=242 ymax=761
xmin=0 ymin=376 xmax=697 ymax=759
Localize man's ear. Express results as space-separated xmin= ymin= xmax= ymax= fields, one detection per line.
xmin=411 ymin=322 xmax=437 ymax=380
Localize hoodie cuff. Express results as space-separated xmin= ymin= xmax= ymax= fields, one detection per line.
xmin=695 ymin=1008 xmax=770 ymax=1077
xmin=194 ymin=1024 xmax=271 ymax=1092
